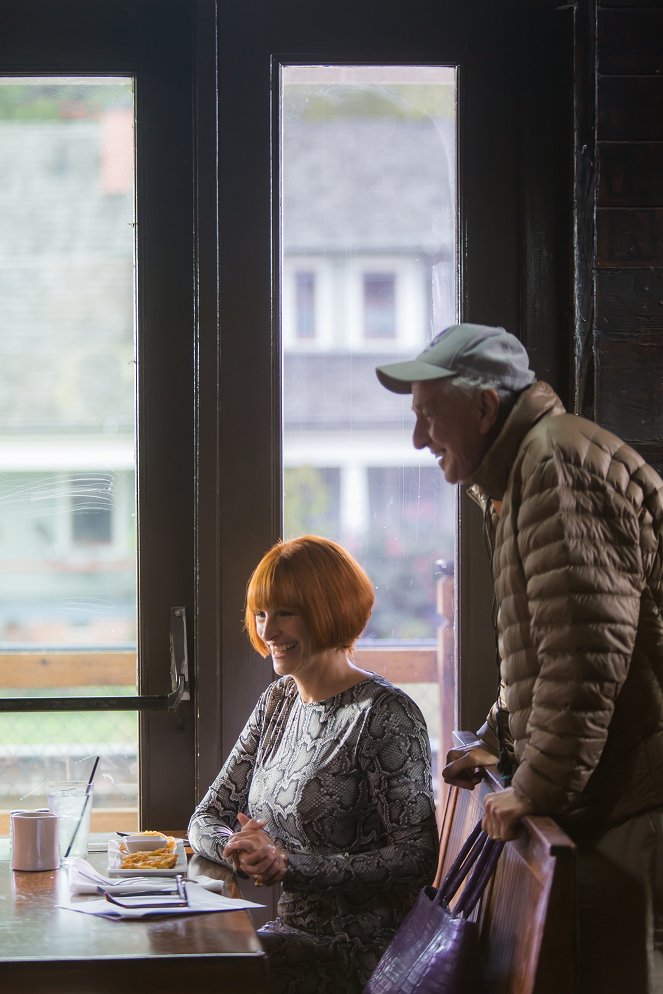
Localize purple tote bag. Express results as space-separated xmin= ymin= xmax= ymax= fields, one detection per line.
xmin=363 ymin=820 xmax=504 ymax=994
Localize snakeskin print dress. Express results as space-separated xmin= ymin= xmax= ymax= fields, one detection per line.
xmin=188 ymin=673 xmax=439 ymax=994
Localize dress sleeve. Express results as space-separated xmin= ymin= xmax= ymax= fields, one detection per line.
xmin=187 ymin=688 xmax=268 ymax=865
xmin=285 ymin=692 xmax=439 ymax=893
xmin=510 ymin=446 xmax=643 ymax=811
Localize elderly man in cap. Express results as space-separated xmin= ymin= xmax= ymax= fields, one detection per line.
xmin=377 ymin=323 xmax=663 ymax=993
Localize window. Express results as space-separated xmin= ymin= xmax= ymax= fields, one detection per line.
xmin=280 ymin=64 xmax=458 ymax=805
xmin=363 ymin=273 xmax=396 ymax=339
xmin=282 ymin=256 xmax=334 ymax=351
xmin=0 ymin=76 xmax=140 ymax=827
xmin=0 ymin=2 xmax=198 ymax=833
xmin=346 ymin=256 xmax=426 ymax=352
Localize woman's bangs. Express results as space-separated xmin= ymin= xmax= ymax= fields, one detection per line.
xmin=247 ymin=559 xmax=301 ymax=614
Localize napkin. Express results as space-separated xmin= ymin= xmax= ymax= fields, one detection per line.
xmin=59 ymin=879 xmax=265 ymax=919
xmin=68 ymin=857 xmax=227 ymax=896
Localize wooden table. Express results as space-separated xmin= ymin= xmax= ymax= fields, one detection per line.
xmin=0 ymin=846 xmax=267 ymax=993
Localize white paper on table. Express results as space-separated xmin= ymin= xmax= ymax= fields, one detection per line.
xmin=68 ymin=857 xmax=227 ymax=896
xmin=58 ymin=880 xmax=265 ymax=919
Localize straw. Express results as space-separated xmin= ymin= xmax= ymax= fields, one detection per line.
xmin=64 ymin=755 xmax=100 ymax=859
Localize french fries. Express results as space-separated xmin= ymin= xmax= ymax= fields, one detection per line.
xmin=119 ymin=834 xmax=178 ymax=870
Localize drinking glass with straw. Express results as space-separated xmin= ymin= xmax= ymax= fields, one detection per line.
xmin=47 ymin=756 xmax=99 ymax=861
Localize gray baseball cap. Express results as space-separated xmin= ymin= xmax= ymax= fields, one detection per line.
xmin=375 ymin=323 xmax=535 ymax=395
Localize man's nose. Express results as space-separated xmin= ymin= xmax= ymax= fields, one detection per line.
xmin=412 ymin=417 xmax=429 ymax=450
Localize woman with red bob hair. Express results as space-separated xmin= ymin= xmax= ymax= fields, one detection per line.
xmin=189 ymin=535 xmax=438 ymax=994
xmin=244 ymin=533 xmax=375 ymax=658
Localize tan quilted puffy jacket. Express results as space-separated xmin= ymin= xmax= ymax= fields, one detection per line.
xmin=470 ymin=381 xmax=663 ymax=841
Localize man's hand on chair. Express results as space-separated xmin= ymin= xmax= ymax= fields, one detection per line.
xmin=483 ymin=788 xmax=533 ymax=841
xmin=442 ymin=745 xmax=498 ymax=789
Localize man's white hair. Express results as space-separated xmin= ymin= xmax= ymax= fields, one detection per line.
xmin=448 ymin=374 xmax=517 ymax=405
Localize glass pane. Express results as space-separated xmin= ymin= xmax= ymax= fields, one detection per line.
xmin=295 ymin=271 xmax=316 ymax=340
xmin=0 ymin=78 xmax=138 ymax=832
xmin=281 ymin=66 xmax=457 ymax=813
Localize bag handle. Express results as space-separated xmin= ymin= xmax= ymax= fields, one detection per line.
xmin=455 ymin=836 xmax=504 ymax=916
xmin=434 ymin=819 xmax=504 ymax=917
xmin=435 ymin=819 xmax=483 ymax=904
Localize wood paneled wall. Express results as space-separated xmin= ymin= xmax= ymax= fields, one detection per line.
xmin=579 ymin=0 xmax=663 ymax=474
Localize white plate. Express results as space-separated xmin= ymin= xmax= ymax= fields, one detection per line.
xmin=107 ymin=837 xmax=187 ymax=877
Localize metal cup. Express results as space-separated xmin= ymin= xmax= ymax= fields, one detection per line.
xmin=10 ymin=809 xmax=60 ymax=871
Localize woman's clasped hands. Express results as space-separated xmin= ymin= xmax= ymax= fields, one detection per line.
xmin=224 ymin=812 xmax=289 ymax=887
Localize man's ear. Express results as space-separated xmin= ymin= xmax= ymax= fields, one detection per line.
xmin=477 ymin=388 xmax=501 ymax=435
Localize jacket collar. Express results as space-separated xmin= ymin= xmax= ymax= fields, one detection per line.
xmin=468 ymin=381 xmax=566 ymax=501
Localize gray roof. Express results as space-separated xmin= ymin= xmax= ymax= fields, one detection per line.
xmin=284 ymin=352 xmax=411 ymax=430
xmin=283 ymin=117 xmax=455 ymax=254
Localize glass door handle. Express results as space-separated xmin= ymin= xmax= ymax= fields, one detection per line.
xmin=167 ymin=605 xmax=191 ymax=709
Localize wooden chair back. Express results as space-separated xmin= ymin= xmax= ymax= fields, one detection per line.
xmin=436 ymin=764 xmax=576 ymax=994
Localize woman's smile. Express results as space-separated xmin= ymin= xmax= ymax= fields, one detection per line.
xmin=268 ymin=640 xmax=298 ymax=658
